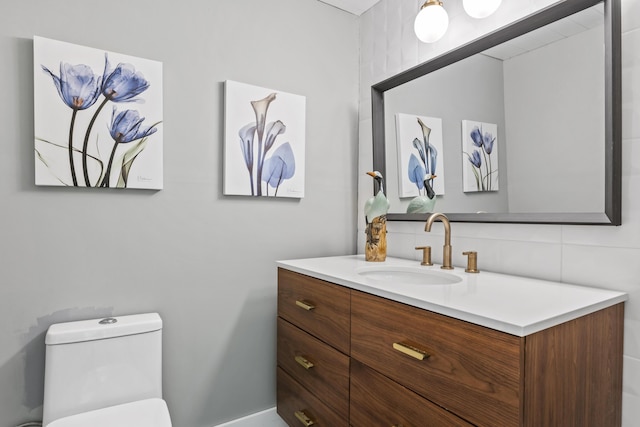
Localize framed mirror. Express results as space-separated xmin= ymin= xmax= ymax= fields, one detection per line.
xmin=372 ymin=0 xmax=621 ymax=225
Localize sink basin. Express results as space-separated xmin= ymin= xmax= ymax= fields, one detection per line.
xmin=356 ymin=266 xmax=462 ymax=285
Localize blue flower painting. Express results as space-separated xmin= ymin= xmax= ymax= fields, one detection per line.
xmin=34 ymin=36 xmax=163 ymax=189
xmin=224 ymin=81 xmax=305 ymax=198
xmin=395 ymin=113 xmax=446 ymax=198
xmin=462 ymin=120 xmax=498 ymax=192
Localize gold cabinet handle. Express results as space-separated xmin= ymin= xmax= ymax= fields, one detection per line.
xmin=294 ymin=410 xmax=315 ymax=426
xmin=295 ymin=355 xmax=314 ymax=369
xmin=295 ymin=300 xmax=315 ymax=311
xmin=393 ymin=342 xmax=430 ymax=360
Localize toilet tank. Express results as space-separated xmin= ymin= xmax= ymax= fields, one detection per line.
xmin=42 ymin=313 xmax=164 ymax=426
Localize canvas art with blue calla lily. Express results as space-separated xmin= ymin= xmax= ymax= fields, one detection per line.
xmin=223 ymin=80 xmax=306 ymax=198
xmin=395 ymin=113 xmax=446 ymax=214
xmin=238 ymin=93 xmax=295 ymax=197
xmin=34 ymin=36 xmax=164 ymax=190
xmin=406 ymin=117 xmax=438 ymax=214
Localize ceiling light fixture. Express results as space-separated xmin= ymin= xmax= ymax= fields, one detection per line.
xmin=463 ymin=0 xmax=502 ymax=19
xmin=414 ymin=0 xmax=449 ymax=43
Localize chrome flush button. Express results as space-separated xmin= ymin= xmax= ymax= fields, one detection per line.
xmin=99 ymin=317 xmax=117 ymax=325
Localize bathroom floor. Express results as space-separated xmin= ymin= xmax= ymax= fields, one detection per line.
xmin=213 ymin=409 xmax=287 ymax=427
xmin=258 ymin=413 xmax=287 ymax=427
xmin=251 ymin=412 xmax=287 ymax=427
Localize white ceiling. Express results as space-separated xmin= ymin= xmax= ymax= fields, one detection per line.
xmin=318 ymin=0 xmax=381 ymax=15
xmin=482 ymin=3 xmax=604 ymax=60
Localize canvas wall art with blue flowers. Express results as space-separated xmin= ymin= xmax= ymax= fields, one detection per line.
xmin=34 ymin=36 xmax=163 ymax=189
xmin=462 ymin=120 xmax=498 ymax=193
xmin=223 ymin=80 xmax=305 ymax=198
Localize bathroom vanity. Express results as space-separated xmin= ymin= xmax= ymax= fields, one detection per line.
xmin=276 ymin=255 xmax=627 ymax=427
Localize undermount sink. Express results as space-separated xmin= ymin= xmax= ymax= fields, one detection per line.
xmin=356 ymin=265 xmax=462 ymax=285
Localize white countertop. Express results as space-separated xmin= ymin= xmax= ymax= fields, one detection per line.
xmin=277 ymin=255 xmax=628 ymax=336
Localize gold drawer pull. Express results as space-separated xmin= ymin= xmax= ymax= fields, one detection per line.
xmin=295 ymin=355 xmax=315 ymax=369
xmin=294 ymin=410 xmax=315 ymax=426
xmin=393 ymin=342 xmax=430 ymax=360
xmin=295 ymin=300 xmax=316 ymax=311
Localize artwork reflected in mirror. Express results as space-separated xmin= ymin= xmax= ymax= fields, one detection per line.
xmin=462 ymin=120 xmax=498 ymax=193
xmin=395 ymin=113 xmax=445 ymax=213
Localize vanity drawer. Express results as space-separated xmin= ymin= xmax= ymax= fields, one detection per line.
xmin=278 ymin=268 xmax=350 ymax=354
xmin=277 ymin=318 xmax=349 ymax=418
xmin=277 ymin=367 xmax=348 ymax=427
xmin=351 ymin=290 xmax=522 ymax=427
xmin=350 ymin=358 xmax=473 ymax=427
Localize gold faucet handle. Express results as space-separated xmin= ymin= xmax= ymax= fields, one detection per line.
xmin=415 ymin=246 xmax=433 ymax=266
xmin=462 ymin=251 xmax=479 ymax=273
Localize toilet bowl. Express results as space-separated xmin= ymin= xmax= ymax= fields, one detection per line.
xmin=42 ymin=313 xmax=172 ymax=426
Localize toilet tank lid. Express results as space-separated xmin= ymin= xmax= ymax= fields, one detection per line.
xmin=46 ymin=313 xmax=162 ymax=345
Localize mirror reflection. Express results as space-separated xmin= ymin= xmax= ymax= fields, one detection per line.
xmin=372 ymin=0 xmax=620 ymax=225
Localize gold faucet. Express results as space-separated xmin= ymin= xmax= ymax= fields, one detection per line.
xmin=425 ymin=213 xmax=453 ymax=270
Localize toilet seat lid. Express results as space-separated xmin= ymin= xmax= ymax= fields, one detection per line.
xmin=46 ymin=398 xmax=171 ymax=427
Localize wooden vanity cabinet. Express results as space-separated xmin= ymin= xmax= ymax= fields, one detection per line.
xmin=277 ymin=367 xmax=346 ymax=427
xmin=277 ymin=268 xmax=350 ymax=353
xmin=277 ymin=268 xmax=350 ymax=426
xmin=350 ymin=358 xmax=473 ymax=426
xmin=277 ymin=268 xmax=624 ymax=427
xmin=351 ymin=289 xmax=521 ymax=426
xmin=277 ymin=318 xmax=349 ymax=416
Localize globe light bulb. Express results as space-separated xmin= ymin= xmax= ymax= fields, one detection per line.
xmin=463 ymin=0 xmax=502 ymax=19
xmin=414 ymin=1 xmax=449 ymax=43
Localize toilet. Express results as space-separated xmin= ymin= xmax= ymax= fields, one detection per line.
xmin=42 ymin=312 xmax=172 ymax=427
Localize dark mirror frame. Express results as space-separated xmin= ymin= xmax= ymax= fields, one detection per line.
xmin=372 ymin=0 xmax=621 ymax=225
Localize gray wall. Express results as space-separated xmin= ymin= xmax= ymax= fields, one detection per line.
xmin=504 ymin=25 xmax=604 ymax=213
xmin=0 ymin=1 xmax=359 ymax=426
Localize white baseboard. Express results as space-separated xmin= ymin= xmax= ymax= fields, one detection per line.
xmin=212 ymin=407 xmax=287 ymax=427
